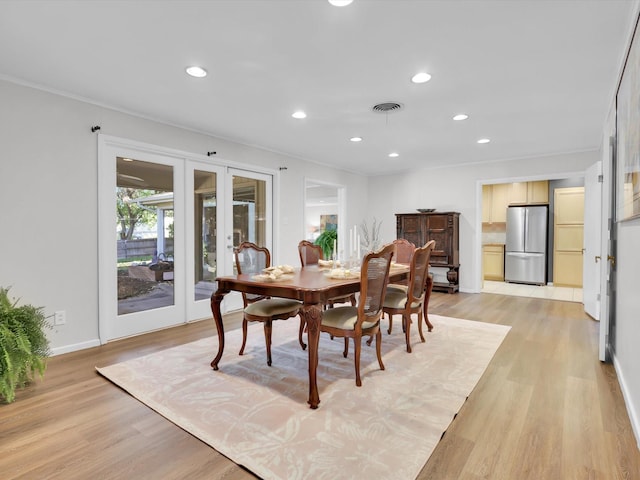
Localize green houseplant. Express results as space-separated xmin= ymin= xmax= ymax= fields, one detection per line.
xmin=0 ymin=287 xmax=50 ymax=403
xmin=314 ymin=229 xmax=337 ymax=260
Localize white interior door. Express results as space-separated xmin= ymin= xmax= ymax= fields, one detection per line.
xmin=583 ymin=161 xmax=602 ymax=320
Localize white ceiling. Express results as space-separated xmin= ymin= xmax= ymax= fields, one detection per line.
xmin=0 ymin=0 xmax=635 ymax=176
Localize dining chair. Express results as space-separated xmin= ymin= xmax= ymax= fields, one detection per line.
xmin=386 ymin=238 xmax=435 ymax=332
xmin=386 ymin=238 xmax=416 ymax=294
xmin=320 ymin=243 xmax=395 ymax=387
xmin=234 ymin=242 xmax=302 ymax=366
xmin=381 ymin=240 xmax=435 ymax=352
xmin=298 ymin=240 xmax=357 ymax=308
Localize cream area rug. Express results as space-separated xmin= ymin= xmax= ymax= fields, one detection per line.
xmin=97 ymin=315 xmax=510 ymax=480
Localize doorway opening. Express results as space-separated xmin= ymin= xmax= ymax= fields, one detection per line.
xmin=478 ymin=176 xmax=585 ymax=303
xmin=303 ymin=179 xmax=346 ymax=258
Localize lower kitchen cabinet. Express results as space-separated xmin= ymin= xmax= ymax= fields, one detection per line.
xmin=483 ymin=244 xmax=505 ymax=281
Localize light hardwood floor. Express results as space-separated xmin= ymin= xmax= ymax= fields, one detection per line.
xmin=1 ymin=292 xmax=639 ymax=479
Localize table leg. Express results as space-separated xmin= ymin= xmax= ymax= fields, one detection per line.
xmin=302 ymin=303 xmax=322 ymax=409
xmin=210 ymin=289 xmax=229 ymax=370
xmin=424 ymin=274 xmax=434 ymax=332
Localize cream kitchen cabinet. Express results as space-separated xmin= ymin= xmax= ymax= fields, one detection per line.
xmin=482 ymin=183 xmax=509 ymax=223
xmin=484 ymin=181 xmax=548 ymax=224
xmin=508 ymin=181 xmax=549 ymax=204
xmin=553 ymin=186 xmax=584 ymax=287
xmin=483 ymin=244 xmax=505 ymax=281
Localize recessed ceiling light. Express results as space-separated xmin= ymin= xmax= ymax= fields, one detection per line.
xmin=328 ymin=0 xmax=353 ymax=6
xmin=389 ymin=152 xmax=399 ymax=158
xmin=411 ymin=72 xmax=432 ymax=84
xmin=185 ymin=66 xmax=207 ymax=78
xmin=350 ymin=137 xmax=362 ymax=142
xmin=477 ymin=138 xmax=491 ymax=144
xmin=453 ymin=114 xmax=469 ymax=121
xmin=292 ymin=111 xmax=307 ymax=119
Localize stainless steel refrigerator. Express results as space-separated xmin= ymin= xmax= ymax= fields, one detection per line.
xmin=505 ymin=205 xmax=548 ymax=285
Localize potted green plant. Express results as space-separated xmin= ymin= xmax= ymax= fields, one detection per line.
xmin=0 ymin=287 xmax=50 ymax=403
xmin=314 ymin=229 xmax=338 ymax=260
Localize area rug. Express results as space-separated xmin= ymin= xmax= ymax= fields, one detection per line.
xmin=97 ymin=315 xmax=510 ymax=480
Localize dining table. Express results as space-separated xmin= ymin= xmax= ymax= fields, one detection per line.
xmin=210 ymin=263 xmax=410 ymax=409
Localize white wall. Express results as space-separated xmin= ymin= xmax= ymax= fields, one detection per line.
xmin=606 ymin=0 xmax=640 ymax=446
xmin=615 ymin=219 xmax=640 ymax=445
xmin=367 ymin=151 xmax=598 ymax=292
xmin=0 ymin=79 xmax=368 ymax=353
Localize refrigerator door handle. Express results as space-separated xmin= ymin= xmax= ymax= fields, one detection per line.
xmin=523 ymin=208 xmax=528 ymax=252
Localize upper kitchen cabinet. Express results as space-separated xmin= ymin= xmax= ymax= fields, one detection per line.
xmin=482 ymin=183 xmax=509 ymax=223
xmin=483 ymin=181 xmax=549 ymax=225
xmin=508 ymin=181 xmax=549 ymax=204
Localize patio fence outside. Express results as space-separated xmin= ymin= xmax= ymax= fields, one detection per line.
xmin=117 ymin=238 xmax=174 ymax=261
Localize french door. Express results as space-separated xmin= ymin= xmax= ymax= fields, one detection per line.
xmin=98 ymin=136 xmax=272 ymax=342
xmin=219 ymin=169 xmax=273 ymax=312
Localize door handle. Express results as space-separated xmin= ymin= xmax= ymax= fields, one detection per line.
xmin=595 ymin=255 xmax=601 ymax=263
xmin=607 ymin=255 xmax=615 ymax=266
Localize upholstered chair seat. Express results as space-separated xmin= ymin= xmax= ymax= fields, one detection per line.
xmin=385 ymin=284 xmax=408 ymax=294
xmin=321 ymin=306 xmax=378 ymax=331
xmin=244 ymin=298 xmax=302 ymax=317
xmin=383 ymin=290 xmax=422 ymax=310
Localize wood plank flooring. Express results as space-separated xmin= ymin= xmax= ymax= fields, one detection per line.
xmin=1 ymin=293 xmax=638 ymax=479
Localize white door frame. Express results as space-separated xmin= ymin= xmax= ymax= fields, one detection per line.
xmin=475 ymin=170 xmax=589 ymax=294
xmin=185 ymin=160 xmax=226 ymax=321
xmin=98 ymin=135 xmax=187 ymax=342
xmin=303 ymin=178 xmax=347 ymax=254
xmin=599 ymin=134 xmax=616 ymax=362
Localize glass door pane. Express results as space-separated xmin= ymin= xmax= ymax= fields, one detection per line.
xmin=232 ymin=174 xmax=268 ymax=262
xmin=116 ymin=157 xmax=175 ymax=315
xmin=194 ymin=169 xmax=218 ymax=301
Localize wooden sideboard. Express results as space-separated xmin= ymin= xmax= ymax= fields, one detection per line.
xmin=396 ymin=212 xmax=460 ymax=293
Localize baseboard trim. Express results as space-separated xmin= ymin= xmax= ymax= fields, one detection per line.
xmin=613 ymin=352 xmax=640 ymax=450
xmin=50 ymin=339 xmax=101 ymax=356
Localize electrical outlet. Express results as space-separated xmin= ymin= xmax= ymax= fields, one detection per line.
xmin=54 ymin=310 xmax=66 ymax=325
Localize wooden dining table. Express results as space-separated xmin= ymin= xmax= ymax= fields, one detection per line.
xmin=209 ymin=264 xmax=410 ymax=409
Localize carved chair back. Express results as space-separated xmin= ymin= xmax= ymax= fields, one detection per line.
xmin=298 ymin=240 xmax=323 ymax=266
xmin=234 ymin=242 xmax=270 ymax=306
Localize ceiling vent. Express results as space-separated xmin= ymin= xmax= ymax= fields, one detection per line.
xmin=372 ymin=102 xmax=403 ymax=113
